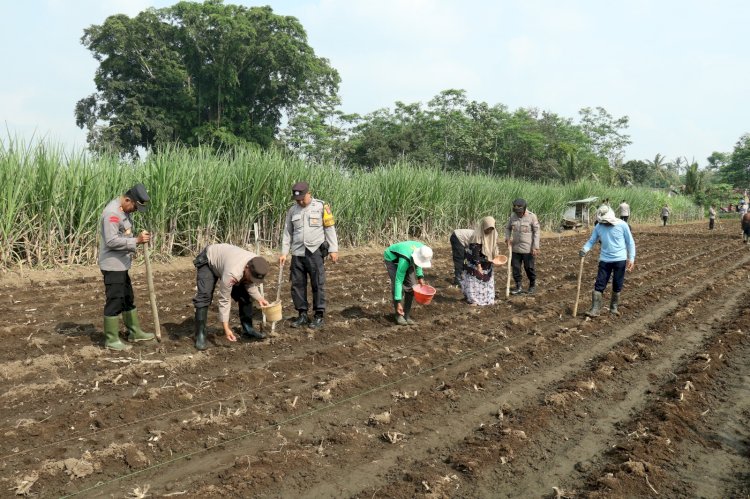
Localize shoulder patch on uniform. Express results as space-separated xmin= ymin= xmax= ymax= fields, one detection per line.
xmin=323 ymin=203 xmax=335 ymax=227
xmin=108 ymin=215 xmax=120 ymax=223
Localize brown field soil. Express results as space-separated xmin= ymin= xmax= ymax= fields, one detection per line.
xmin=1 ymin=221 xmax=749 ymax=498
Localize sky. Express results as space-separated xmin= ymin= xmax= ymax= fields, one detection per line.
xmin=1 ymin=0 xmax=748 ymax=165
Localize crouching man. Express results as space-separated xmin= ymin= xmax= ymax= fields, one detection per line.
xmin=192 ymin=244 xmax=270 ymax=350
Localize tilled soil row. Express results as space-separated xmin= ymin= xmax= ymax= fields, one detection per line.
xmin=0 ymin=222 xmax=747 ymax=498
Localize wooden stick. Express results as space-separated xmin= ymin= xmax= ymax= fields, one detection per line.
xmin=142 ymin=234 xmax=161 ymax=341
xmin=505 ymin=244 xmax=512 ymax=298
xmin=271 ymin=262 xmax=284 ymax=334
xmin=573 ymin=256 xmax=585 ymax=317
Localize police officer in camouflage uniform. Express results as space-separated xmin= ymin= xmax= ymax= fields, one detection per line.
xmin=98 ymin=183 xmax=155 ymax=351
xmin=279 ymin=182 xmax=338 ymax=330
xmin=504 ymin=198 xmax=541 ymax=295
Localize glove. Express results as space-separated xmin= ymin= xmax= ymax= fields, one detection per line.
xmin=578 ymin=249 xmax=586 ymax=258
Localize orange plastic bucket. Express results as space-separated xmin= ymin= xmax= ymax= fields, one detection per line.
xmin=494 ymin=255 xmax=508 ymax=265
xmin=413 ymin=284 xmax=436 ymax=305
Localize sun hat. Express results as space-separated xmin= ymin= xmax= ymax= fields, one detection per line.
xmin=412 ymin=245 xmax=433 ymax=268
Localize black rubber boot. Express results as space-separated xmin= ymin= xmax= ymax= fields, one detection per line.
xmin=291 ymin=312 xmax=309 ymax=328
xmin=403 ymin=292 xmax=416 ymax=325
xmin=586 ymin=291 xmax=603 ymax=317
xmin=610 ymin=292 xmax=620 ymax=315
xmin=194 ymin=307 xmax=208 ymax=351
xmin=239 ymin=302 xmax=265 ymax=339
xmin=510 ymin=282 xmax=524 ymax=295
xmin=308 ymin=313 xmax=324 ymax=330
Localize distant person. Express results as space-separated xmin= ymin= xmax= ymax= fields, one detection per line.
xmin=449 ymin=228 xmax=474 ymax=286
xmin=279 ymin=181 xmax=338 ymax=330
xmin=661 ymin=204 xmax=670 ymax=226
xmin=579 ymin=206 xmax=636 ymax=317
xmin=742 ymin=211 xmax=750 ymax=243
xmin=739 ymin=200 xmax=748 ymax=216
xmin=505 ymin=199 xmax=540 ymax=295
xmin=617 ymin=199 xmax=630 ymax=223
xmin=708 ymin=205 xmax=716 ymax=230
xmin=98 ymin=183 xmax=155 ymax=351
xmin=192 ymin=244 xmax=270 ymax=351
xmin=383 ymin=241 xmax=433 ymax=325
xmin=460 ymin=217 xmax=505 ymax=306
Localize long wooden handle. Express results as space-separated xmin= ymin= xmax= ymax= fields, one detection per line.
xmin=505 ymin=245 xmax=512 ymax=298
xmin=143 ymin=242 xmax=161 ymax=341
xmin=275 ymin=262 xmax=284 ymax=303
xmin=573 ymin=256 xmax=585 ymax=317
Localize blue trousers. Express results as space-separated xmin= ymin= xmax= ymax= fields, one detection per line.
xmin=594 ymin=260 xmax=626 ymax=293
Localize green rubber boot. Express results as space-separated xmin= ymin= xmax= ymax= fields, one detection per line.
xmin=104 ymin=315 xmax=131 ymax=351
xmin=610 ymin=292 xmax=621 ymax=316
xmin=403 ymin=292 xmax=416 ymax=325
xmin=123 ymin=308 xmax=155 ymax=342
xmin=586 ymin=290 xmax=603 ymax=318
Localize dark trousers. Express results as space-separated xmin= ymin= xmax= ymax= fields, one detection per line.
xmin=594 ymin=260 xmax=626 ymax=293
xmin=709 ymin=218 xmax=715 ymax=230
xmin=662 ymin=216 xmax=668 ymax=226
xmin=102 ymin=270 xmax=136 ymax=316
xmin=290 ymin=248 xmax=326 ymax=315
xmin=384 ymin=260 xmax=416 ymax=304
xmin=449 ymin=233 xmax=467 ymax=281
xmin=192 ymin=258 xmax=252 ymax=316
xmin=511 ymin=252 xmax=536 ymax=285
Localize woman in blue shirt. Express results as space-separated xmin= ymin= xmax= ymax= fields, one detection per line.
xmin=579 ymin=206 xmax=636 ymax=317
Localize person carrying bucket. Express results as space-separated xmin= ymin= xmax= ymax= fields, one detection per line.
xmin=578 ymin=206 xmax=636 ymax=317
xmin=383 ymin=241 xmax=433 ymax=325
xmin=192 ymin=244 xmax=270 ymax=350
xmin=460 ymin=216 xmax=506 ymax=306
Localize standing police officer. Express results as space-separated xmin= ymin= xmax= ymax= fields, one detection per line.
xmin=99 ymin=183 xmax=155 ymax=350
xmin=279 ymin=181 xmax=338 ymax=329
xmin=504 ymin=198 xmax=540 ymax=295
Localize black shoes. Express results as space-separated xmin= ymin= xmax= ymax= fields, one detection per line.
xmin=510 ymin=284 xmax=524 ymax=295
xmin=308 ymin=315 xmax=324 ymax=330
xmin=527 ymin=284 xmax=536 ymax=295
xmin=290 ymin=313 xmax=309 ymax=328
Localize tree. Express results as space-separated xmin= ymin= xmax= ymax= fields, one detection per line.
xmin=75 ymin=0 xmax=339 ymax=155
xmin=578 ymin=107 xmax=631 ymax=166
xmin=719 ymin=134 xmax=750 ymax=187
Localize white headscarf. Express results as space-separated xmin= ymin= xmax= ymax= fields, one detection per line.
xmin=596 ymin=206 xmax=621 ymax=225
xmin=471 ymin=216 xmax=499 ymax=259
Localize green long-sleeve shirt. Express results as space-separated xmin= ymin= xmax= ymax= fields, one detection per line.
xmin=383 ymin=241 xmax=425 ymax=301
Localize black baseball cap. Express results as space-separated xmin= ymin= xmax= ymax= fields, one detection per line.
xmin=125 ymin=183 xmax=150 ymax=211
xmin=246 ymin=257 xmax=269 ymax=283
xmin=291 ymin=181 xmax=309 ymax=200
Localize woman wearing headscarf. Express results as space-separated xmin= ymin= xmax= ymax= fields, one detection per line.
xmin=579 ymin=206 xmax=636 ymax=317
xmin=461 ymin=216 xmax=505 ymax=306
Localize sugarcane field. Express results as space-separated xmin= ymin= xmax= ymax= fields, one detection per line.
xmin=1 ymin=219 xmax=749 ymax=498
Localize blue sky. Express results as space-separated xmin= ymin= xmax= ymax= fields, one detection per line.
xmin=1 ymin=0 xmax=748 ymax=165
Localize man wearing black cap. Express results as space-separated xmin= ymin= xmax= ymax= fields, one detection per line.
xmin=504 ymin=198 xmax=540 ymax=295
xmin=279 ymin=181 xmax=339 ymax=329
xmin=192 ymin=243 xmax=271 ymax=350
xmin=98 ymin=183 xmax=155 ymax=350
